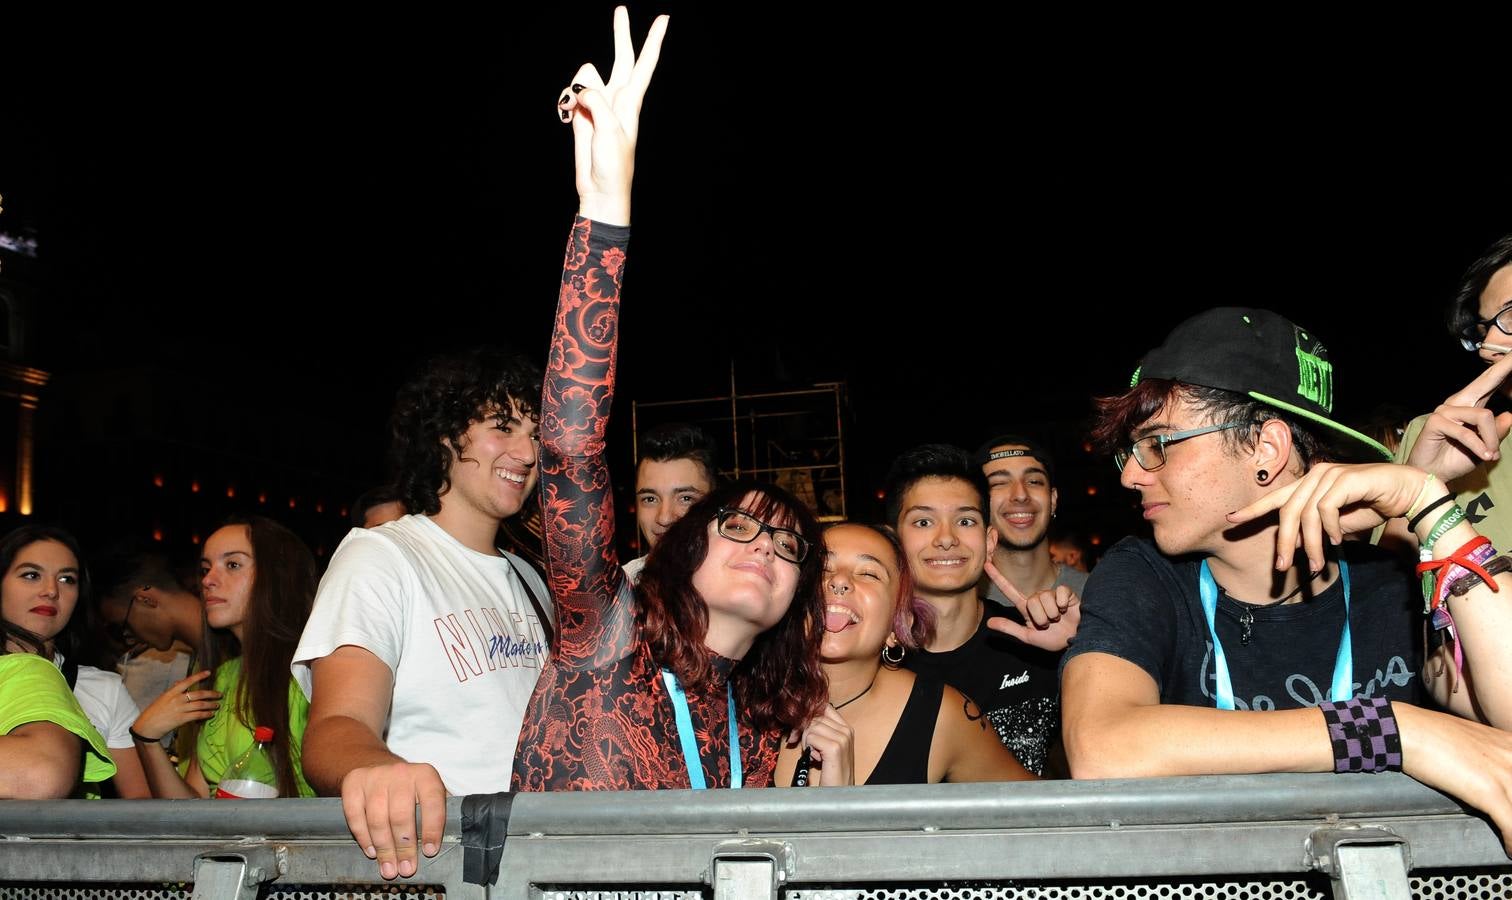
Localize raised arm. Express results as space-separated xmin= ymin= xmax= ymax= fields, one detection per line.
xmin=539 ymin=217 xmax=633 ymax=665
xmin=540 ymin=7 xmax=667 ymax=667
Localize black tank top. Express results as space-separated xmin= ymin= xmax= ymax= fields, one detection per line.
xmin=789 ymin=672 xmax=943 ymax=786
xmin=866 ymin=672 xmax=942 ymax=785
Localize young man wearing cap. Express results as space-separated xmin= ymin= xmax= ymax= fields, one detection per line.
xmin=1064 ymin=307 xmax=1512 ymax=842
xmin=885 ymin=444 xmax=1079 ymax=775
xmin=978 ymin=436 xmax=1088 ymax=609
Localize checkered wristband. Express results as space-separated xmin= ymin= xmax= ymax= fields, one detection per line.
xmin=1319 ymin=698 xmax=1403 ymax=773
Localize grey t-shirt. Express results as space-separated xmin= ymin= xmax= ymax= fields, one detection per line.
xmin=983 ymin=563 xmax=1088 ymax=608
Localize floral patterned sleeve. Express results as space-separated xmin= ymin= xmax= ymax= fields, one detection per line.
xmin=539 ymin=216 xmax=633 ymax=670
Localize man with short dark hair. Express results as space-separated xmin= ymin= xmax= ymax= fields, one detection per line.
xmin=350 ymin=485 xmax=406 ymax=530
xmin=94 ymin=551 xmax=204 ymax=718
xmin=883 ymin=444 xmax=1078 ymax=774
xmin=624 ymin=422 xmax=717 ymax=581
xmin=1064 ymin=307 xmax=1512 ymax=840
xmin=1049 ymin=526 xmax=1092 ymax=573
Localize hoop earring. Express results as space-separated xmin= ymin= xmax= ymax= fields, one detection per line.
xmin=882 ymin=643 xmax=904 ymax=665
xmin=1256 ymin=469 xmax=1270 ymax=485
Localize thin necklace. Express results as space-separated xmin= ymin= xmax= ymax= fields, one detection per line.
xmin=795 ymin=672 xmax=879 ymax=787
xmin=1236 ymin=570 xmax=1323 ymax=645
xmin=834 ymin=673 xmax=878 ymax=710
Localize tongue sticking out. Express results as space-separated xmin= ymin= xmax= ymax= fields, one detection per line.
xmin=824 ymin=611 xmax=853 ymax=633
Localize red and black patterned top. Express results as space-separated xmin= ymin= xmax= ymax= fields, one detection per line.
xmin=511 ymin=217 xmax=780 ymax=791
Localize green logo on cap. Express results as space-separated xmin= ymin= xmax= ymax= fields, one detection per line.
xmin=1295 ymin=347 xmax=1333 ymax=411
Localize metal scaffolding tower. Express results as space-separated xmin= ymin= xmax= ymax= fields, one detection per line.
xmin=631 ymin=367 xmax=848 ymax=522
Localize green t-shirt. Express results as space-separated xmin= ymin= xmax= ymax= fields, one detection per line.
xmin=0 ymin=653 xmax=117 ymax=790
xmin=192 ymin=658 xmax=315 ymax=797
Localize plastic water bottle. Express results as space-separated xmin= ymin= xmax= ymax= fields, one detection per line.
xmin=214 ymin=725 xmax=280 ymax=799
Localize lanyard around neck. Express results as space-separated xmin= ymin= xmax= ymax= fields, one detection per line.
xmin=660 ymin=669 xmax=742 ymax=789
xmin=1197 ymin=558 xmax=1353 ymax=710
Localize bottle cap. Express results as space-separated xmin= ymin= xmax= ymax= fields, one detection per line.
xmin=253 ymin=726 xmax=275 ymax=742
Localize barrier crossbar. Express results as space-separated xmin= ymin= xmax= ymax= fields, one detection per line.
xmin=0 ymin=774 xmax=1507 ymax=900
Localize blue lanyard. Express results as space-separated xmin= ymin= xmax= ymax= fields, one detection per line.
xmin=1198 ymin=559 xmax=1353 ymax=710
xmin=660 ymin=669 xmax=742 ymax=789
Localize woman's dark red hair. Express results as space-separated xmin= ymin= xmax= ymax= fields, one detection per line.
xmin=636 ymin=480 xmax=828 ymax=734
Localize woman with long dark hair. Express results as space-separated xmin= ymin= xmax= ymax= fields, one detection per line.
xmin=0 ymin=524 xmax=146 ymax=797
xmin=778 ymin=524 xmax=1035 ymax=785
xmin=130 ymin=516 xmax=317 ymax=797
xmin=508 ymin=9 xmax=833 ymax=790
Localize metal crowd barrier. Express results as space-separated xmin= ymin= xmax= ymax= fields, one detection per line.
xmin=1 ymin=774 xmax=1509 ymax=900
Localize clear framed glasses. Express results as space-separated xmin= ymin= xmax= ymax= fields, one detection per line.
xmin=714 ymin=508 xmax=809 ymax=563
xmin=1458 ymin=305 xmax=1512 ymax=352
xmin=1114 ymin=422 xmax=1248 ymax=473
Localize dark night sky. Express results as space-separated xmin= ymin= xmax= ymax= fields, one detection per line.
xmin=2 ymin=7 xmax=1509 ymax=540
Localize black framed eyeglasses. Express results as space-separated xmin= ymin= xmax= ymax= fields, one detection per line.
xmin=1114 ymin=422 xmax=1247 ymax=473
xmin=108 ymin=591 xmax=140 ymax=646
xmin=714 ymin=508 xmax=809 ymax=563
xmin=1458 ymin=305 xmax=1512 ymax=352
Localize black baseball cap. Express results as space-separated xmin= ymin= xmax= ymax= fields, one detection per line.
xmin=974 ymin=435 xmax=1056 ymax=486
xmin=1133 ymin=307 xmax=1391 ymax=461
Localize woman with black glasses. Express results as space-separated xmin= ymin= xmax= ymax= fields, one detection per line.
xmin=510 ymin=9 xmax=831 ymax=790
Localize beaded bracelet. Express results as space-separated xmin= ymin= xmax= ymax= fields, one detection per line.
xmin=1319 ymin=697 xmax=1403 ymax=773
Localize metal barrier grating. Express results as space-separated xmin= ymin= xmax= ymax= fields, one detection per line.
xmin=5 ymin=874 xmax=1512 ymax=900
xmin=0 ymin=884 xmax=443 ymax=899
xmin=1409 ymin=870 xmax=1512 ymax=899
xmin=786 ymin=883 xmax=1331 ymax=900
xmin=532 ymin=877 xmax=1512 ymax=900
xmin=541 ymin=891 xmax=703 ymax=900
xmin=0 ymin=889 xmax=186 ymax=900
xmin=270 ymin=887 xmax=444 ymax=899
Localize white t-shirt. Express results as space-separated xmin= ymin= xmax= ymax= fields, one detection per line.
xmin=293 ymin=514 xmax=551 ymax=795
xmin=57 ymin=655 xmax=140 ymax=750
xmin=118 ymin=646 xmax=192 ymax=719
xmin=622 ymin=554 xmax=647 ymax=583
